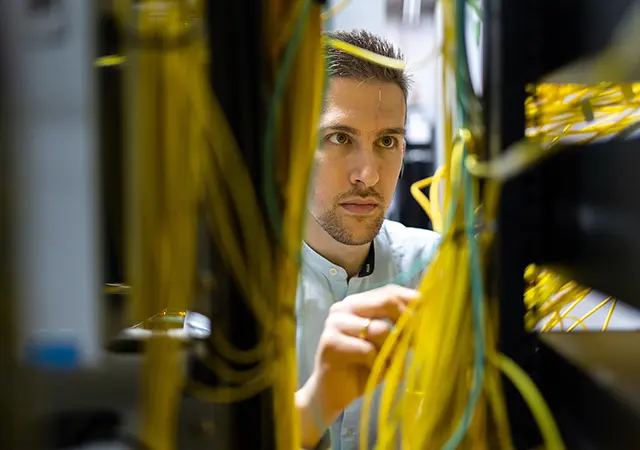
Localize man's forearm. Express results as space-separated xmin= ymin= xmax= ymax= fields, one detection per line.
xmin=296 ymin=387 xmax=325 ymax=450
xmin=296 ymin=373 xmax=344 ymax=450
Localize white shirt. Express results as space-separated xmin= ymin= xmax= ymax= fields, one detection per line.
xmin=296 ymin=220 xmax=440 ymax=449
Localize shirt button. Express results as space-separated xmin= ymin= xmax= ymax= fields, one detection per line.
xmin=329 ymin=268 xmax=338 ymax=276
xmin=345 ymin=428 xmax=354 ymax=437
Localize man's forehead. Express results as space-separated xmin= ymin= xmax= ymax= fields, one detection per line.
xmin=321 ymin=77 xmax=406 ymax=128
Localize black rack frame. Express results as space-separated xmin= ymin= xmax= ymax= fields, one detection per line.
xmin=483 ymin=0 xmax=640 ymax=448
xmin=187 ymin=1 xmax=276 ymax=449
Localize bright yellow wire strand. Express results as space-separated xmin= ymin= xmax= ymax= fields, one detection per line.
xmin=324 ymin=37 xmax=407 ymax=70
xmin=602 ymin=299 xmax=617 ymax=331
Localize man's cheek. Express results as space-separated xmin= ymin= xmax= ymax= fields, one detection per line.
xmin=308 ymin=189 xmax=325 ymax=213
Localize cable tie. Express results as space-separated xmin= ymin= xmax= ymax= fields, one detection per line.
xmin=580 ymin=99 xmax=594 ymax=122
xmin=621 ymin=84 xmax=635 ymax=102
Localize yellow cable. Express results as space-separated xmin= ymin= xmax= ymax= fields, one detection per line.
xmin=324 ymin=37 xmax=407 ymax=70
xmin=274 ymin=5 xmax=325 ymax=449
xmin=603 ymin=299 xmax=617 ymax=331
xmin=429 ymin=165 xmax=445 ymax=233
xmin=380 ymin=8 xmax=639 ymax=450
xmin=275 ymin=0 xmax=304 ymax=50
xmin=95 ymin=55 xmax=126 ymax=67
xmin=321 ymin=0 xmax=351 ymax=20
xmin=563 ymin=315 xmax=590 ymax=331
xmin=409 ymin=176 xmax=435 ymax=219
xmin=125 ymin=3 xmax=200 ymax=449
xmin=408 ymin=168 xmax=446 ymax=234
xmin=119 ymin=3 xmax=324 ymax=448
xmin=361 ymin=5 xmax=497 ymax=445
xmin=494 ymin=354 xmax=566 ymax=450
xmin=363 ymin=131 xmax=517 ymax=449
xmin=467 ymin=83 xmax=640 ymax=183
xmin=174 ymin=3 xmax=326 ymax=450
xmin=565 ymin=297 xmax=611 ymax=332
xmin=525 ymin=263 xmax=617 ymax=333
xmin=361 ymin=0 xmax=566 ymax=442
xmin=540 ymin=298 xmax=582 ymax=332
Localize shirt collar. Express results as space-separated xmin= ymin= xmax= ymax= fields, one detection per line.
xmin=358 ymin=242 xmax=375 ymax=277
xmin=302 ymin=240 xmax=377 ymax=279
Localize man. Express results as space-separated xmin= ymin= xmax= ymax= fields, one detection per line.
xmin=294 ymin=30 xmax=440 ymax=449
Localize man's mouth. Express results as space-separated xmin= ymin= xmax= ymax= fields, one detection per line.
xmin=339 ymin=199 xmax=380 ymax=215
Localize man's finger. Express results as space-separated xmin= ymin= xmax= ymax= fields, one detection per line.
xmin=331 ymin=284 xmax=421 ymax=322
xmin=323 ymin=331 xmax=378 ymax=368
xmin=326 ymin=313 xmax=392 ymax=349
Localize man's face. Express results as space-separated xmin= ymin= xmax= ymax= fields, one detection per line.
xmin=308 ymin=77 xmax=406 ymax=246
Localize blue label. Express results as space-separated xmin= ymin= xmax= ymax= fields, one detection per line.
xmin=25 ymin=339 xmax=80 ymax=370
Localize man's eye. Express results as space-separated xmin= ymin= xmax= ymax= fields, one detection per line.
xmin=377 ymin=136 xmax=398 ymax=148
xmin=327 ymin=133 xmax=351 ymax=145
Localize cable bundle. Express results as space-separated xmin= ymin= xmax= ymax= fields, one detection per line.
xmin=524 ymin=265 xmax=618 ymax=332
xmin=360 ymin=0 xmax=565 ymax=448
xmin=116 ymin=2 xmax=202 ymax=449
xmin=526 ymin=83 xmax=640 ymax=145
xmin=114 ymin=0 xmax=328 ymax=448
xmin=362 ymin=130 xmax=514 ymax=450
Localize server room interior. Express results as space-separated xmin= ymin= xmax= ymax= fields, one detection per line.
xmin=2 ymin=0 xmax=640 ymax=449
xmin=96 ymin=2 xmax=640 ymax=338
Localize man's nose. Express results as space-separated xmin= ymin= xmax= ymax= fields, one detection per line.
xmin=349 ymin=147 xmax=380 ymax=187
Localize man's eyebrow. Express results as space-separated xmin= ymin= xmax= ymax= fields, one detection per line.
xmin=320 ymin=124 xmax=361 ymax=136
xmin=320 ymin=124 xmax=406 ymax=136
xmin=380 ymin=127 xmax=406 ymax=136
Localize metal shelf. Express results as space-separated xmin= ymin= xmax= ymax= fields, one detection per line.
xmin=529 ymin=138 xmax=640 ymax=309
xmin=537 ymin=332 xmax=640 ymax=449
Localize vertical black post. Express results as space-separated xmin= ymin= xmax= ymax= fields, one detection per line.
xmin=191 ymin=1 xmax=276 ymax=449
xmin=0 ymin=29 xmax=17 ymax=450
xmin=98 ymin=8 xmax=127 ymax=339
xmin=483 ymin=0 xmax=541 ymax=447
xmin=0 ymin=28 xmax=34 ymax=450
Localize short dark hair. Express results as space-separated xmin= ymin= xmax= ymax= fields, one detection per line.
xmin=324 ymin=29 xmax=411 ymax=99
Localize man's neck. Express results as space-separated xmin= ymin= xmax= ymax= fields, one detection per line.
xmin=305 ymin=216 xmax=370 ymax=278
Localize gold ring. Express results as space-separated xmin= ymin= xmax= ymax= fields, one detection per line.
xmin=359 ymin=319 xmax=372 ymax=340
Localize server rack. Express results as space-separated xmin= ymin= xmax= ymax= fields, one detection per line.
xmin=483 ymin=0 xmax=640 ymax=448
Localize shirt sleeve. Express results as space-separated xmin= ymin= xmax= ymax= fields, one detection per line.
xmin=312 ymin=429 xmax=332 ymax=450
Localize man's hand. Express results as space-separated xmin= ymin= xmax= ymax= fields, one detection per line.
xmin=296 ymin=284 xmax=420 ymax=449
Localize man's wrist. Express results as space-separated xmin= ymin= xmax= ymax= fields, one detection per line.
xmin=296 ymin=385 xmax=324 ymax=449
xmin=296 ymin=375 xmax=337 ymax=450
